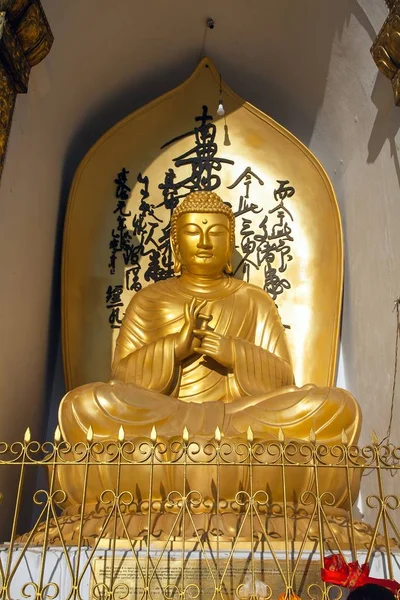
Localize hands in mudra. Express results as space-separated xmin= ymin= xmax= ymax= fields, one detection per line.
xmin=175 ymin=298 xmax=234 ymax=368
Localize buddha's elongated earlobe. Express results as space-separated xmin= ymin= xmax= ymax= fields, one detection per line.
xmin=174 ymin=257 xmax=182 ymax=276
xmin=224 ymin=259 xmax=233 ymax=274
xmin=171 ymin=243 xmax=182 ymax=276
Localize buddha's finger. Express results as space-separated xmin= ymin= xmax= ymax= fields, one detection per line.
xmin=186 ymin=298 xmax=198 ymax=322
xmin=184 ymin=302 xmax=194 ymax=326
xmin=188 ymin=298 xmax=202 ymax=319
xmin=194 ymin=347 xmax=217 ymax=357
xmin=193 ymin=329 xmax=220 ymax=340
xmin=200 ymin=337 xmax=219 ymax=348
xmin=201 ymin=331 xmax=220 ymax=340
xmin=192 ymin=329 xmax=207 ymax=339
xmin=193 ymin=333 xmax=218 ymax=346
xmin=195 ymin=336 xmax=218 ymax=348
xmin=200 ymin=341 xmax=219 ymax=352
xmin=201 ymin=348 xmax=218 ymax=358
xmin=193 ymin=299 xmax=207 ymax=318
xmin=184 ymin=302 xmax=190 ymax=320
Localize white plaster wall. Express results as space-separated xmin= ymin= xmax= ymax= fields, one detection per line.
xmin=309 ymin=2 xmax=400 ymax=448
xmin=0 ymin=1 xmax=398 ymax=520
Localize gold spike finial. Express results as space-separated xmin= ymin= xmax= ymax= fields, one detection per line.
xmin=86 ymin=426 xmax=93 ymax=443
xmin=54 ymin=425 xmax=61 ymax=443
xmin=183 ymin=426 xmax=189 ymax=442
xmin=215 ymin=426 xmax=222 ymax=443
xmin=309 ymin=428 xmax=316 ymax=443
xmin=247 ymin=426 xmax=254 ymax=443
xmin=372 ymin=430 xmax=379 ymax=445
xmin=118 ymin=426 xmax=125 ymax=443
xmin=24 ymin=427 xmax=31 ymax=444
xmin=341 ymin=429 xmax=348 ymax=445
xmin=150 ymin=426 xmax=157 ymax=443
xmin=278 ymin=428 xmax=285 ymax=443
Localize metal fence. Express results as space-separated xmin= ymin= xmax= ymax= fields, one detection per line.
xmin=0 ymin=426 xmax=399 ymax=600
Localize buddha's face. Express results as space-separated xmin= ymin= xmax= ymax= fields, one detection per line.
xmin=175 ymin=212 xmax=232 ymax=276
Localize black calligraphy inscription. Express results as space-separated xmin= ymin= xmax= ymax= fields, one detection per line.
xmin=263 ymin=180 xmax=295 ymax=299
xmin=108 ymin=168 xmax=133 ymax=276
xmin=228 ymin=171 xmax=295 ymax=301
xmin=162 ymin=105 xmax=234 ymax=191
xmin=106 ymin=106 xmax=235 ymax=328
xmin=106 ymin=284 xmax=123 ymax=329
xmin=106 ymin=109 xmax=296 ymax=328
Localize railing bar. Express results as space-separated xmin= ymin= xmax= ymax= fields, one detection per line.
xmin=252 ymin=504 xmax=289 ymax=584
xmin=115 ymin=506 xmax=146 ymax=581
xmin=184 ymin=504 xmax=218 ymax=587
xmin=280 ymin=439 xmax=291 ymax=591
xmin=34 ymin=435 xmax=60 ymax=600
xmin=216 ymin=435 xmax=221 ymax=598
xmin=109 ymin=440 xmax=123 ymax=598
xmin=290 ymin=503 xmax=318 ymax=584
xmin=374 ymin=443 xmax=394 ymax=580
xmin=147 ymin=506 xmax=185 ymax=586
xmin=75 ymin=502 xmax=119 ymax=589
xmin=144 ymin=436 xmax=156 ymax=600
xmin=1 ymin=441 xmax=27 ymax=599
xmin=311 ymin=437 xmax=329 ymax=600
xmin=71 ymin=440 xmax=91 ymax=600
xmin=3 ymin=502 xmax=49 ymax=595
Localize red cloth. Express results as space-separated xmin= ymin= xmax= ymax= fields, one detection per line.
xmin=321 ymin=554 xmax=400 ymax=595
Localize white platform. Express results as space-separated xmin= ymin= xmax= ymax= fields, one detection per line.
xmin=0 ymin=544 xmax=398 ymax=599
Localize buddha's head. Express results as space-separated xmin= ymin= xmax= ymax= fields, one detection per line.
xmin=171 ymin=191 xmax=235 ymax=277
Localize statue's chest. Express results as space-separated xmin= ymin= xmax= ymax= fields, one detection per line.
xmin=161 ymin=295 xmax=258 ymax=342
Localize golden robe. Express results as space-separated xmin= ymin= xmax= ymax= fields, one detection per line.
xmin=60 ymin=276 xmax=361 ymax=445
xmin=54 ymin=275 xmax=363 ymax=537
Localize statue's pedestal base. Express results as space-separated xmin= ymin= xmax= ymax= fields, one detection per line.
xmin=19 ymin=505 xmax=378 ymax=547
xmin=1 ymin=544 xmax=397 ymax=599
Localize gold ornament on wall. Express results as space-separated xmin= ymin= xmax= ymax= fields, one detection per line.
xmin=371 ymin=0 xmax=400 ymax=105
xmin=0 ymin=0 xmax=53 ymax=178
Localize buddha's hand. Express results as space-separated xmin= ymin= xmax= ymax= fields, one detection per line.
xmin=193 ymin=329 xmax=234 ymax=369
xmin=175 ymin=298 xmax=207 ymax=362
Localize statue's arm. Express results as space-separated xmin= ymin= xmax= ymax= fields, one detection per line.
xmin=112 ymin=332 xmax=181 ymax=395
xmin=230 ymin=294 xmax=294 ymax=395
xmin=111 ymin=292 xmax=183 ymax=394
xmin=111 ymin=295 xmax=204 ymax=395
xmin=230 ymin=337 xmax=293 ymax=397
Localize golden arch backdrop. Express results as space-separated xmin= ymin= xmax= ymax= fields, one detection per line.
xmin=62 ymin=58 xmax=343 ymax=392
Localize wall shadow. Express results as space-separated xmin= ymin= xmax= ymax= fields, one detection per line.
xmin=204 ymin=0 xmax=353 ymax=147
xmin=368 ymin=72 xmax=400 ymax=185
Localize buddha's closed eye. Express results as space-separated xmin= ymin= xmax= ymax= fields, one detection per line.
xmin=183 ymin=226 xmax=200 ymax=235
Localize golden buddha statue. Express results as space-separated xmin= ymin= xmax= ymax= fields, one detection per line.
xmin=60 ymin=191 xmax=360 ymax=444
xmin=55 ymin=190 xmax=361 ymax=541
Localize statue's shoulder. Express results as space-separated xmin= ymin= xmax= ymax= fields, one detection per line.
xmin=233 ymin=279 xmax=275 ymax=306
xmin=126 ymin=278 xmax=178 ymax=308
